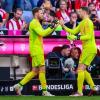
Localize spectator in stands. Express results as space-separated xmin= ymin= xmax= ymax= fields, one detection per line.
xmin=6 ymin=8 xmax=28 ymax=30
xmin=0 ymin=2 xmax=7 ymax=46
xmin=64 ymin=12 xmax=78 ymax=46
xmin=65 ymin=12 xmax=78 ymax=29
xmin=63 ymin=58 xmax=75 ymax=79
xmin=88 ymin=3 xmax=100 ymax=30
xmin=54 ymin=44 xmax=70 ymax=64
xmin=50 ymin=0 xmax=60 ymax=9
xmin=88 ymin=2 xmax=100 ymax=19
xmin=47 ymin=44 xmax=70 ymax=67
xmin=70 ymin=47 xmax=81 ymax=70
xmin=75 ymin=0 xmax=91 ymax=11
xmin=92 ymin=0 xmax=100 ymax=11
xmin=23 ymin=0 xmax=32 ymax=11
xmin=46 ymin=44 xmax=70 ymax=79
xmin=37 ymin=0 xmax=53 ymax=8
xmin=41 ymin=0 xmax=55 ymax=29
xmin=63 ymin=47 xmax=81 ymax=80
xmin=88 ymin=3 xmax=95 ymax=11
xmin=0 ymin=15 xmax=4 ymax=45
xmin=0 ymin=14 xmax=3 ymax=28
xmin=30 ymin=0 xmax=39 ymax=8
xmin=4 ymin=0 xmax=25 ymax=12
xmin=0 ymin=2 xmax=8 ymax=27
xmin=56 ymin=0 xmax=70 ymax=24
xmin=37 ymin=0 xmax=61 ymax=10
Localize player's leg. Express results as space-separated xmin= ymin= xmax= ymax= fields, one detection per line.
xmin=38 ymin=55 xmax=54 ymax=96
xmin=84 ymin=53 xmax=99 ymax=95
xmin=77 ymin=64 xmax=86 ymax=95
xmin=39 ymin=66 xmax=47 ymax=91
xmin=72 ymin=53 xmax=97 ymax=96
xmin=84 ymin=54 xmax=96 ymax=90
xmin=71 ymin=52 xmax=89 ymax=96
xmin=70 ymin=63 xmax=85 ymax=96
xmin=13 ymin=56 xmax=39 ymax=95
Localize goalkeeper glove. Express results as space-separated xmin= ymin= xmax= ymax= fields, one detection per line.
xmin=48 ymin=20 xmax=59 ymax=29
xmin=67 ymin=35 xmax=80 ymax=40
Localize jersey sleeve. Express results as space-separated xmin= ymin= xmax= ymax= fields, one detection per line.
xmin=30 ymin=21 xmax=54 ymax=37
xmin=63 ymin=24 xmax=80 ymax=35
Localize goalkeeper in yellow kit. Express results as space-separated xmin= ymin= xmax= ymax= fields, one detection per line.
xmin=13 ymin=7 xmax=57 ymax=96
xmin=60 ymin=7 xmax=98 ymax=96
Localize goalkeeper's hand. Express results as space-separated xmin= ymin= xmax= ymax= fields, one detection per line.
xmin=67 ymin=35 xmax=77 ymax=40
xmin=48 ymin=20 xmax=59 ymax=29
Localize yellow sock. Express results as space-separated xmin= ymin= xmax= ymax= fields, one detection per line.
xmin=77 ymin=70 xmax=85 ymax=94
xmin=39 ymin=72 xmax=47 ymax=91
xmin=19 ymin=71 xmax=37 ymax=86
xmin=84 ymin=70 xmax=95 ymax=90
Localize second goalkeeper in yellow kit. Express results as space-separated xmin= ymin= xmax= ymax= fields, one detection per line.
xmin=60 ymin=7 xmax=98 ymax=96
xmin=13 ymin=7 xmax=57 ymax=96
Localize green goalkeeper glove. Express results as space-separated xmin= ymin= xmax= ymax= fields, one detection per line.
xmin=67 ymin=35 xmax=80 ymax=40
xmin=67 ymin=35 xmax=77 ymax=40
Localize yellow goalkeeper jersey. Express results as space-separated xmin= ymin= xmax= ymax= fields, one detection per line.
xmin=64 ymin=18 xmax=97 ymax=53
xmin=29 ymin=19 xmax=53 ymax=56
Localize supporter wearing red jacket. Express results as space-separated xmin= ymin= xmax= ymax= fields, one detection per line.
xmin=56 ymin=0 xmax=70 ymax=24
xmin=75 ymin=0 xmax=91 ymax=10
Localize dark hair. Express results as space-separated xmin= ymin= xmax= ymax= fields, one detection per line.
xmin=70 ymin=11 xmax=77 ymax=17
xmin=50 ymin=11 xmax=56 ymax=17
xmin=88 ymin=3 xmax=95 ymax=7
xmin=59 ymin=0 xmax=67 ymax=5
xmin=81 ymin=7 xmax=90 ymax=14
xmin=32 ymin=7 xmax=42 ymax=16
xmin=61 ymin=44 xmax=70 ymax=50
xmin=70 ymin=47 xmax=81 ymax=56
xmin=14 ymin=8 xmax=23 ymax=13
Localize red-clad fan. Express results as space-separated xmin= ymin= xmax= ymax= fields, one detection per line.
xmin=75 ymin=0 xmax=92 ymax=10
xmin=56 ymin=0 xmax=70 ymax=24
xmin=94 ymin=0 xmax=100 ymax=10
xmin=6 ymin=8 xmax=27 ymax=30
xmin=0 ymin=3 xmax=8 ymax=27
xmin=0 ymin=8 xmax=7 ymax=20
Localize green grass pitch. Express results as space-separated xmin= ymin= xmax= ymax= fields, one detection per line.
xmin=0 ymin=96 xmax=100 ymax=100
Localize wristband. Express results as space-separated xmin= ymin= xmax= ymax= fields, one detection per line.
xmin=76 ymin=35 xmax=80 ymax=40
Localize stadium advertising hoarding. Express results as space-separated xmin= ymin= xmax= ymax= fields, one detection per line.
xmin=0 ymin=79 xmax=100 ymax=96
xmin=0 ymin=30 xmax=100 ymax=55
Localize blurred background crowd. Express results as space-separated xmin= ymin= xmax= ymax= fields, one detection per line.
xmin=0 ymin=0 xmax=100 ymax=30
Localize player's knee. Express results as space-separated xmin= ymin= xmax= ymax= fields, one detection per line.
xmin=77 ymin=64 xmax=86 ymax=72
xmin=32 ymin=68 xmax=39 ymax=75
xmin=39 ymin=65 xmax=45 ymax=73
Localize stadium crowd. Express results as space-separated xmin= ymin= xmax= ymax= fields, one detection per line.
xmin=0 ymin=0 xmax=100 ymax=30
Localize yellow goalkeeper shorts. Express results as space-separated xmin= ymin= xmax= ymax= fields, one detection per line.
xmin=31 ymin=55 xmax=45 ymax=67
xmin=79 ymin=52 xmax=96 ymax=66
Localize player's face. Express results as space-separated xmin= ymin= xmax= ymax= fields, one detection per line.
xmin=38 ymin=10 xmax=44 ymax=20
xmin=78 ymin=9 xmax=85 ymax=19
